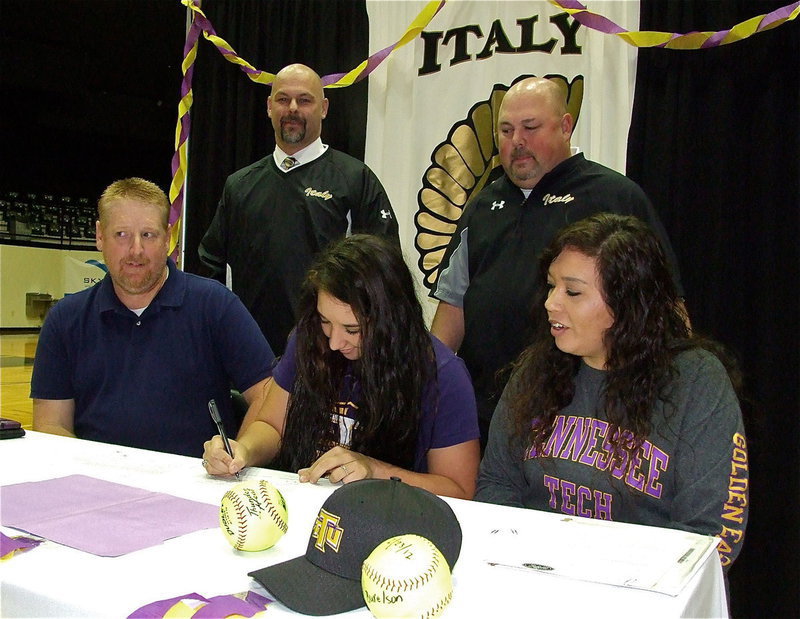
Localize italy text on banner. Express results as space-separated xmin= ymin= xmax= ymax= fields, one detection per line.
xmin=365 ymin=0 xmax=639 ymax=314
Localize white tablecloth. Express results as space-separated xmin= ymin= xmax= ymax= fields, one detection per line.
xmin=0 ymin=432 xmax=728 ymax=617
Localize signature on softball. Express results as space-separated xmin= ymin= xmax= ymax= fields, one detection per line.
xmin=363 ymin=591 xmax=404 ymax=605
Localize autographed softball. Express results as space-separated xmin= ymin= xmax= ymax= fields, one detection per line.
xmin=219 ymin=480 xmax=288 ymax=551
xmin=362 ymin=534 xmax=453 ymax=618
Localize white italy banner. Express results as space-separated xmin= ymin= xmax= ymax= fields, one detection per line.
xmin=365 ymin=0 xmax=639 ymax=320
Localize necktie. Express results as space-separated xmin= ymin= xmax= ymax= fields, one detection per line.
xmin=281 ymin=156 xmax=298 ymax=171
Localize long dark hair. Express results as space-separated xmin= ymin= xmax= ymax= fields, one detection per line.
xmin=276 ymin=234 xmax=435 ymax=471
xmin=510 ymin=213 xmax=741 ymax=468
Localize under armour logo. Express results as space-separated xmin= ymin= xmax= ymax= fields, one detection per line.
xmin=380 ymin=209 xmax=392 ymax=220
xmin=491 ymin=200 xmax=505 ymax=210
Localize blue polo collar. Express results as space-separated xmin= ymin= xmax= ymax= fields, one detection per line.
xmin=96 ymin=258 xmax=185 ymax=315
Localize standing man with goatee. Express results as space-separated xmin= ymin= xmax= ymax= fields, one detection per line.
xmin=200 ymin=64 xmax=399 ymax=355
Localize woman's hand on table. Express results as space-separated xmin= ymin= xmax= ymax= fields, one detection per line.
xmin=298 ymin=446 xmax=383 ymax=484
xmin=202 ymin=435 xmax=248 ymax=477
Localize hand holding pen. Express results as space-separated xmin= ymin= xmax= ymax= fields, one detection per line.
xmin=205 ymin=398 xmax=240 ymax=478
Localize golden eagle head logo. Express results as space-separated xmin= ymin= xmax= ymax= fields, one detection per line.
xmin=414 ymin=74 xmax=583 ymax=289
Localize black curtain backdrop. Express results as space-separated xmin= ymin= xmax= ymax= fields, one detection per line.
xmin=0 ymin=0 xmax=184 ymax=200
xmin=628 ymin=2 xmax=799 ymax=616
xmin=184 ymin=0 xmax=370 ymax=276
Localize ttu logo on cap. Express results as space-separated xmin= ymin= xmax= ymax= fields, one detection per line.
xmin=312 ymin=508 xmax=344 ymax=553
xmin=249 ymin=478 xmax=462 ymax=616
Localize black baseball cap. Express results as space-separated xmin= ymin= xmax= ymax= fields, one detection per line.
xmin=249 ymin=478 xmax=462 ymax=616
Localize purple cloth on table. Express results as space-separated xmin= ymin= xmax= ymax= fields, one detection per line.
xmin=0 ymin=474 xmax=218 ymax=557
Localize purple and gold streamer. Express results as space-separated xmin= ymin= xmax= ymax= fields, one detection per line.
xmin=180 ymin=0 xmax=446 ymax=88
xmin=550 ymin=0 xmax=800 ymax=49
xmin=1 ymin=532 xmax=42 ymax=560
xmin=129 ymin=590 xmax=271 ymax=618
xmin=168 ymin=3 xmax=203 ymax=258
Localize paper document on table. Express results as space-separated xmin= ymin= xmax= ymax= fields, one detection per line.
xmin=201 ymin=467 xmax=336 ymax=491
xmin=483 ymin=516 xmax=719 ymax=596
xmin=0 ymin=475 xmax=218 ymax=557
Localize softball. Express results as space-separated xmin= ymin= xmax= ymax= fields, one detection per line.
xmin=362 ymin=534 xmax=453 ymax=618
xmin=219 ymin=480 xmax=288 ymax=551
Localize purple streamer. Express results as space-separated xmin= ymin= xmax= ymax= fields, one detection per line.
xmin=169 ymin=16 xmax=203 ymax=238
xmin=1 ymin=532 xmax=42 ymax=558
xmin=128 ymin=591 xmax=271 ymax=618
xmin=558 ymin=0 xmax=799 ymax=48
xmin=191 ymin=594 xmax=270 ymax=618
xmin=128 ymin=593 xmax=201 ymax=618
xmin=570 ymin=11 xmax=626 ymax=34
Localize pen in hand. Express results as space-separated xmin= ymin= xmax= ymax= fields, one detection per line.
xmin=208 ymin=398 xmax=239 ymax=479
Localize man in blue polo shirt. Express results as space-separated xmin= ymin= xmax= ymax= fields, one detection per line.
xmin=31 ymin=177 xmax=274 ymax=458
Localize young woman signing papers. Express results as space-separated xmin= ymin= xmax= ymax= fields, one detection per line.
xmin=203 ymin=235 xmax=480 ymax=499
xmin=475 ymin=214 xmax=748 ymax=570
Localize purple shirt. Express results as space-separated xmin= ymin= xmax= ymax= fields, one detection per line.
xmin=273 ymin=332 xmax=479 ymax=471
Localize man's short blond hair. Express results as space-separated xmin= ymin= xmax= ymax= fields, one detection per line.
xmin=98 ymin=178 xmax=170 ymax=228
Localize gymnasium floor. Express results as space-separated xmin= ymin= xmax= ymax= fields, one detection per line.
xmin=0 ymin=332 xmax=36 ymax=429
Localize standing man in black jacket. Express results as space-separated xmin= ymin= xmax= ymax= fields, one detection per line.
xmin=200 ymin=64 xmax=399 ymax=355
